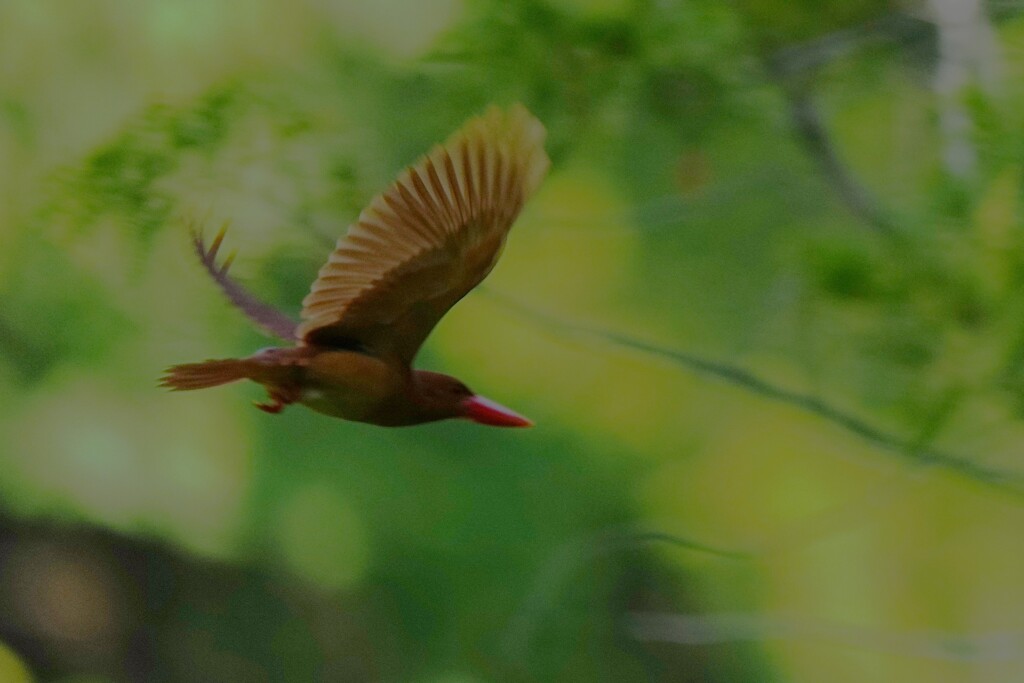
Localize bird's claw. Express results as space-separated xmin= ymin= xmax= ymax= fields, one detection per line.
xmin=253 ymin=388 xmax=296 ymax=414
xmin=254 ymin=398 xmax=285 ymax=414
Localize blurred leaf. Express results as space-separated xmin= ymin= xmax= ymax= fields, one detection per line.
xmin=0 ymin=642 xmax=32 ymax=683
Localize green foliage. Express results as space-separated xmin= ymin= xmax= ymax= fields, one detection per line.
xmin=72 ymin=114 xmax=176 ymax=244
xmin=0 ymin=235 xmax=131 ymax=384
xmin=168 ymin=88 xmax=239 ymax=152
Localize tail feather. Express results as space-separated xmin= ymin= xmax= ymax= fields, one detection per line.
xmin=160 ymin=358 xmax=253 ymax=391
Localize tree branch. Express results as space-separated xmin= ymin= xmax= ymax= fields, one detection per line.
xmin=628 ymin=610 xmax=1022 ymax=662
xmin=765 ymin=63 xmax=903 ymax=239
xmin=762 ymin=12 xmax=936 ymax=240
xmin=501 ymin=524 xmax=745 ymax=662
xmin=481 ymin=289 xmax=1024 ymax=496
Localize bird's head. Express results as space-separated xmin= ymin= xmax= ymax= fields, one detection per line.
xmin=414 ymin=371 xmax=532 ymax=427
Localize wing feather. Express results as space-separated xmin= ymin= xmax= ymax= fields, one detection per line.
xmin=191 ymin=223 xmax=298 ymax=341
xmin=297 ymin=104 xmax=549 ymax=362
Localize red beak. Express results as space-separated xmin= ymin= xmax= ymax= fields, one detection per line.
xmin=462 ymin=395 xmax=533 ymax=428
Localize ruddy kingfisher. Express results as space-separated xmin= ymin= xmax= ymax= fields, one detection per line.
xmin=161 ymin=104 xmax=548 ymax=427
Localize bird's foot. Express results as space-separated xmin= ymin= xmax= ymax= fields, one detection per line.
xmin=254 ymin=398 xmax=285 ymax=414
xmin=253 ymin=387 xmax=297 ymax=414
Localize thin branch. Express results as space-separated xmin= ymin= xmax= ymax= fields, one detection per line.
xmin=768 ymin=13 xmax=931 ymax=81
xmin=501 ymin=524 xmax=746 ymax=661
xmin=761 ymin=13 xmax=935 ymax=241
xmin=481 ymin=289 xmax=1024 ymax=497
xmin=629 ymin=610 xmax=1022 ymax=662
xmin=765 ymin=68 xmax=903 ymax=240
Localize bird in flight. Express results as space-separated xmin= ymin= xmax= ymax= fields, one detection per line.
xmin=161 ymin=104 xmax=548 ymax=427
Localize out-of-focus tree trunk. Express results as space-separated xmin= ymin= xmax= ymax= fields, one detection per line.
xmin=926 ymin=0 xmax=1002 ymax=179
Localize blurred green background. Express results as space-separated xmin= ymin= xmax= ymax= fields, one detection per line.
xmin=2 ymin=0 xmax=1024 ymax=681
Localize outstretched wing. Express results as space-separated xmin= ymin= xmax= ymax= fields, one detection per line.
xmin=192 ymin=223 xmax=298 ymax=341
xmin=297 ymin=104 xmax=549 ymax=363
